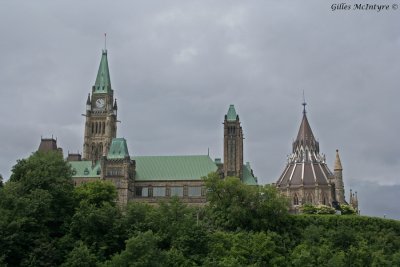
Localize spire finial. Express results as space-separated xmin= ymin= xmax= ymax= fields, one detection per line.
xmin=104 ymin=33 xmax=107 ymax=50
xmin=302 ymin=90 xmax=307 ymax=115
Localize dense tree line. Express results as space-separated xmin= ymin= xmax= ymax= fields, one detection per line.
xmin=1 ymin=152 xmax=400 ymax=266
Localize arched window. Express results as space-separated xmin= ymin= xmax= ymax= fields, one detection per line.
xmin=99 ymin=122 xmax=101 ymax=134
xmin=91 ymin=123 xmax=94 ymax=134
xmin=102 ymin=122 xmax=105 ymax=134
xmin=322 ymin=193 xmax=328 ymax=205
xmin=293 ymin=194 xmax=299 ymax=205
xmin=306 ymin=194 xmax=313 ymax=204
xmin=95 ymin=122 xmax=98 ymax=134
xmin=99 ymin=143 xmax=103 ymax=156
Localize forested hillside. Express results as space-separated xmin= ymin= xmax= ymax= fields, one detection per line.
xmin=1 ymin=152 xmax=399 ymax=266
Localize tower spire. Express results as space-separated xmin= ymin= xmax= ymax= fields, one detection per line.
xmin=302 ymin=90 xmax=307 ymax=115
xmin=293 ymin=101 xmax=318 ymax=153
xmin=104 ymin=33 xmax=107 ymax=51
xmin=334 ymin=149 xmax=343 ymax=171
xmin=93 ymin=49 xmax=112 ymax=94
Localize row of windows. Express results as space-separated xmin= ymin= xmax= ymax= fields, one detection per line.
xmin=107 ymin=168 xmax=123 ymax=176
xmin=91 ymin=121 xmax=106 ymax=135
xmin=293 ymin=194 xmax=329 ymax=206
xmin=228 ymin=126 xmax=236 ymax=135
xmin=135 ymin=186 xmax=203 ymax=198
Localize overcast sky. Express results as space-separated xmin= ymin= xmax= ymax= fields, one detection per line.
xmin=1 ymin=0 xmax=399 ymax=219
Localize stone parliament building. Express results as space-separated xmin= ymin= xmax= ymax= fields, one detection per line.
xmin=38 ymin=49 xmax=357 ymax=211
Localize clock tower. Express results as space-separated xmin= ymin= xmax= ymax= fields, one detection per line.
xmin=83 ymin=49 xmax=118 ymax=161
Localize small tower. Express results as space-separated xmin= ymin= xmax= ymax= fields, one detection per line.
xmin=83 ymin=49 xmax=118 ymax=161
xmin=333 ymin=149 xmax=346 ymax=203
xmin=102 ymin=138 xmax=135 ymax=206
xmin=349 ymin=189 xmax=359 ymax=213
xmin=223 ymin=105 xmax=244 ymax=179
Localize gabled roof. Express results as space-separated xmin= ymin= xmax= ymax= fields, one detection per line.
xmin=107 ymin=138 xmax=130 ymax=159
xmin=132 ymin=155 xmax=218 ymax=181
xmin=93 ymin=50 xmax=112 ymax=94
xmin=226 ymin=104 xmax=238 ymax=121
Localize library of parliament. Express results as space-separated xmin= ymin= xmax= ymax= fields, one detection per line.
xmin=38 ymin=49 xmax=358 ymax=211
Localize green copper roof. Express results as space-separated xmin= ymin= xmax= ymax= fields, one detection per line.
xmin=108 ymin=138 xmax=130 ymax=159
xmin=226 ymin=105 xmax=238 ymax=121
xmin=242 ymin=162 xmax=258 ymax=185
xmin=94 ymin=50 xmax=112 ymax=94
xmin=132 ymin=155 xmax=218 ymax=181
xmin=70 ymin=161 xmax=101 ymax=178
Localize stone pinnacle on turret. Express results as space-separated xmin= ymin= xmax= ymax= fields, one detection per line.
xmin=334 ymin=149 xmax=343 ymax=171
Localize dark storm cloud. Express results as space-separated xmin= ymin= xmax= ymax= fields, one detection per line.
xmin=0 ymin=0 xmax=399 ymax=218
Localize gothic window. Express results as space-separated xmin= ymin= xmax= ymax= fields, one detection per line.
xmin=107 ymin=168 xmax=122 ymax=176
xmin=293 ymin=194 xmax=299 ymax=205
xmin=95 ymin=122 xmax=98 ymax=134
xmin=322 ymin=193 xmax=328 ymax=205
xmin=99 ymin=122 xmax=102 ymax=134
xmin=305 ymin=194 xmax=313 ymax=204
xmin=102 ymin=122 xmax=105 ymax=134
xmin=228 ymin=126 xmax=236 ymax=135
xmin=99 ymin=143 xmax=103 ymax=156
xmin=91 ymin=123 xmax=94 ymax=134
xmin=228 ymin=140 xmax=236 ymax=170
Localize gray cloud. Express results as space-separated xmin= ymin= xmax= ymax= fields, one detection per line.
xmin=0 ymin=0 xmax=399 ymax=218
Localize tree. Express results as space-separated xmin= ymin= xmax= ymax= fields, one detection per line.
xmin=0 ymin=151 xmax=75 ymax=266
xmin=203 ymin=172 xmax=289 ymax=231
xmin=104 ymin=231 xmax=164 ymax=267
xmin=0 ymin=174 xmax=3 ymax=188
xmin=69 ymin=201 xmax=124 ymax=260
xmin=61 ymin=241 xmax=98 ymax=267
xmin=74 ymin=180 xmax=117 ymax=207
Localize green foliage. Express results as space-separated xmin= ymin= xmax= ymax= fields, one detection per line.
xmin=61 ymin=241 xmax=98 ymax=267
xmin=74 ymin=180 xmax=117 ymax=207
xmin=103 ymin=231 xmax=164 ymax=267
xmin=301 ymin=204 xmax=336 ymax=215
xmin=0 ymin=151 xmax=75 ymax=266
xmin=316 ymin=205 xmax=336 ymax=214
xmin=203 ymin=172 xmax=289 ymax=231
xmin=204 ymin=231 xmax=285 ymax=266
xmin=69 ymin=201 xmax=124 ymax=260
xmin=1 ymin=156 xmax=400 ymax=267
xmin=301 ymin=203 xmax=317 ymax=214
xmin=340 ymin=204 xmax=357 ymax=215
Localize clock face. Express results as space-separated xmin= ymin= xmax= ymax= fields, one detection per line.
xmin=95 ymin=98 xmax=105 ymax=108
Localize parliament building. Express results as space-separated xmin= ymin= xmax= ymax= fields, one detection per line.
xmin=38 ymin=49 xmax=357 ymax=211
xmin=39 ymin=49 xmax=257 ymax=205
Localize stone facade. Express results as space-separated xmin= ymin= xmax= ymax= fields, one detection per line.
xmin=223 ymin=105 xmax=244 ymax=180
xmin=64 ymin=49 xmax=257 ymax=206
